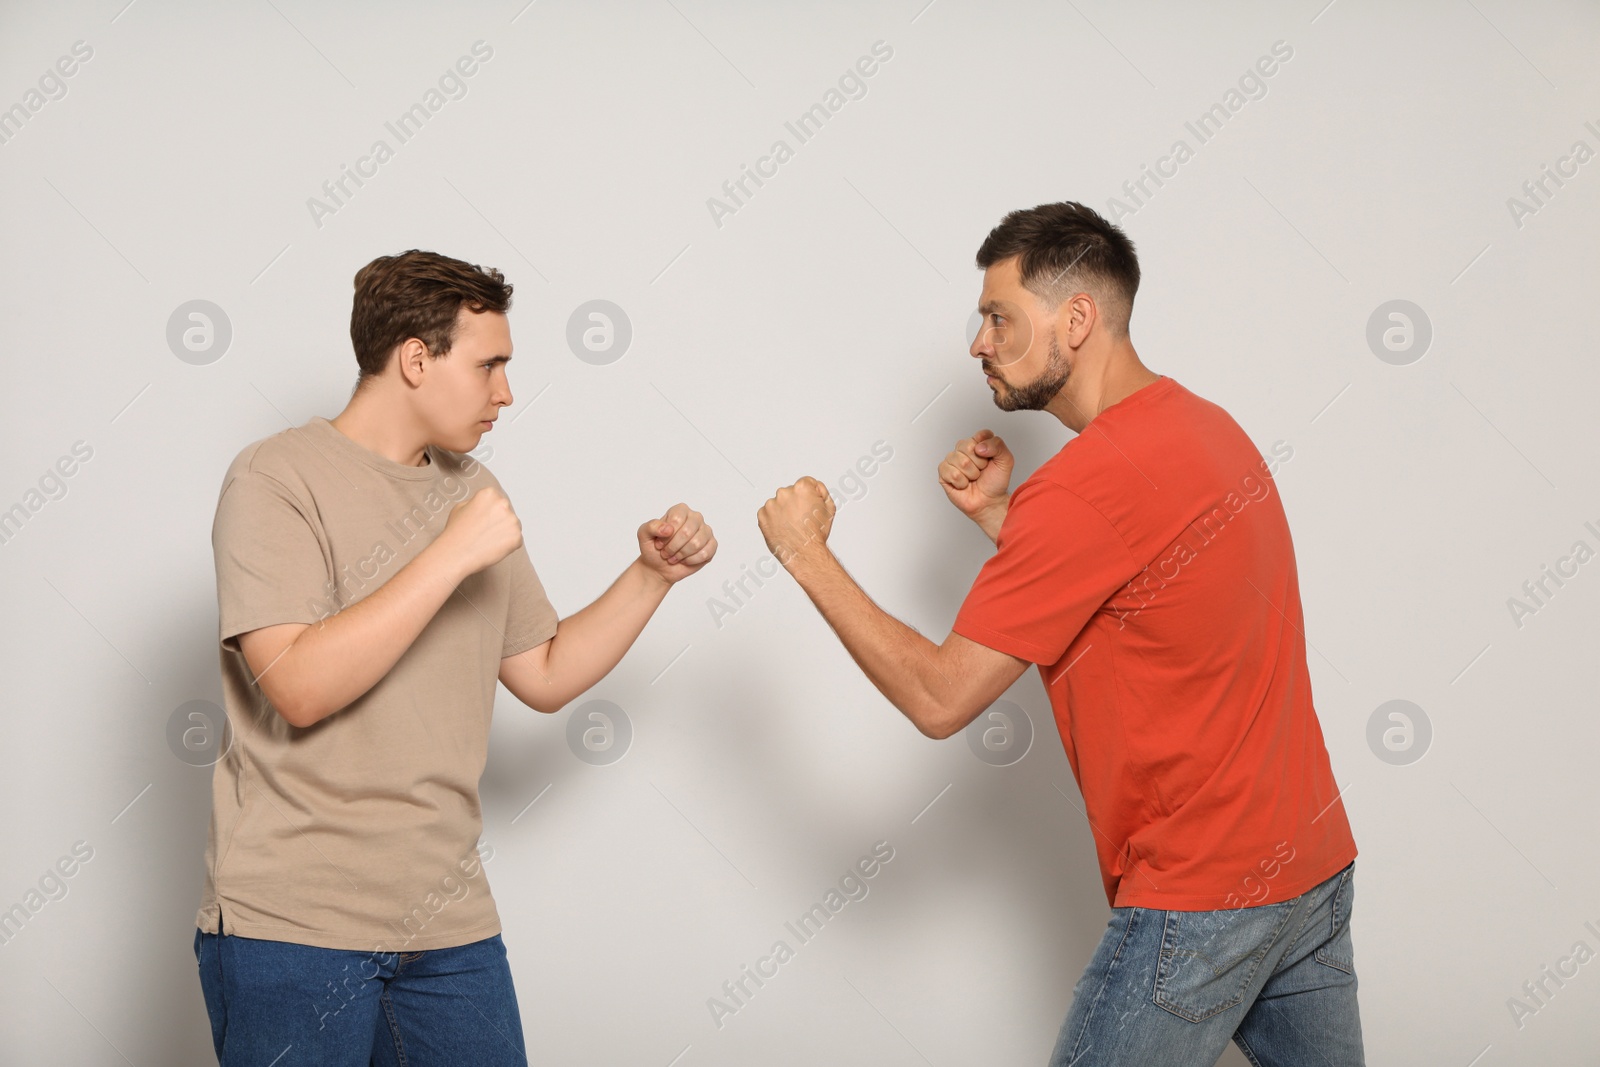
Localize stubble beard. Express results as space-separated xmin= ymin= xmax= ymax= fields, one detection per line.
xmin=991 ymin=333 xmax=1069 ymax=412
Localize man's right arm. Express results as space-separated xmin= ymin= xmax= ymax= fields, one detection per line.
xmin=236 ymin=541 xmax=467 ymax=728
xmin=233 ymin=484 xmax=523 ymax=729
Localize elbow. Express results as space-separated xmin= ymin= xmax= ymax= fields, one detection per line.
xmin=259 ymin=680 xmax=307 ymax=727
xmin=915 ymin=694 xmax=987 ymax=741
xmin=508 ymin=686 xmax=564 ymax=715
xmin=274 ymin=702 xmax=312 ymax=729
xmin=273 ymin=696 xmax=322 ymax=729
xmin=913 ymin=701 xmax=959 ymax=741
xmin=265 ymin=680 xmax=330 ymax=728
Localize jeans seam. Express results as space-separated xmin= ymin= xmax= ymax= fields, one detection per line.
xmin=203 ymin=926 xmax=229 ymax=1055
xmin=1277 ymin=889 xmax=1320 ymax=966
xmin=379 ymin=986 xmax=408 ymax=1067
xmin=1313 ymin=864 xmax=1356 ymax=973
xmin=1153 ymin=898 xmax=1300 ymax=1022
xmin=1233 ymin=1030 xmax=1267 ymax=1067
xmin=1064 ymin=909 xmax=1140 ymax=1064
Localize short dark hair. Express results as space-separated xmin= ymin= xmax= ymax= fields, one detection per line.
xmin=349 ymin=250 xmax=513 ymax=386
xmin=975 ymin=202 xmax=1140 ymax=336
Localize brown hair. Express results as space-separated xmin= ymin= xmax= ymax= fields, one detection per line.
xmin=975 ymin=202 xmax=1140 ymax=336
xmin=349 ymin=250 xmax=513 ymax=386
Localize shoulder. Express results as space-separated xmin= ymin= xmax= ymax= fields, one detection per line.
xmin=1024 ymin=432 xmax=1120 ymax=511
xmin=1012 ymin=471 xmax=1119 ymax=523
xmin=432 ymin=445 xmax=503 ymax=493
xmin=1002 ymin=471 xmax=1127 ymax=546
xmin=1137 ymin=377 xmax=1246 ymax=441
xmin=217 ymin=426 xmax=311 ymax=502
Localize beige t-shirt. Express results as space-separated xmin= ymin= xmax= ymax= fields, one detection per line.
xmin=197 ymin=415 xmax=558 ymax=952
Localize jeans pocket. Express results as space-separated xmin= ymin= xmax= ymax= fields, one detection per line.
xmin=1313 ymin=862 xmax=1356 ymax=975
xmin=1153 ymin=899 xmax=1298 ymax=1022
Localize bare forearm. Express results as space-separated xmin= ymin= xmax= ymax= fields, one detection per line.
xmin=973 ymin=497 xmax=1010 ymax=544
xmin=788 ymin=550 xmax=953 ymax=737
xmin=275 ymin=543 xmax=466 ymax=725
xmin=534 ymin=559 xmax=672 ymax=709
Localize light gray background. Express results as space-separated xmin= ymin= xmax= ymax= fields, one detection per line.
xmin=2 ymin=0 xmax=1597 ymax=1063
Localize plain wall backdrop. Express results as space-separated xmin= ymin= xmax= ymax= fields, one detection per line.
xmin=2 ymin=0 xmax=1597 ymax=1063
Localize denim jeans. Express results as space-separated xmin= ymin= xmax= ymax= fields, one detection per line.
xmin=194 ymin=918 xmax=527 ymax=1065
xmin=1049 ymin=861 xmax=1363 ymax=1066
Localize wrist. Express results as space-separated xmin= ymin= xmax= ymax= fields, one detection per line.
xmin=782 ymin=542 xmax=836 ymax=585
xmin=973 ymin=495 xmax=1010 ymax=529
xmin=634 ymin=556 xmax=674 ymax=592
xmin=420 ymin=538 xmax=470 ymax=588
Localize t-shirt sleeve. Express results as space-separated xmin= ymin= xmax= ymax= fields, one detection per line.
xmin=213 ymin=470 xmax=330 ymax=653
xmin=951 ymin=479 xmax=1138 ymax=664
xmin=500 ymin=543 xmax=559 ymax=658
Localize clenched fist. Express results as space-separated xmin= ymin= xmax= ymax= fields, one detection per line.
xmin=757 ymin=477 xmax=835 ymax=571
xmin=638 ymin=504 xmax=717 ymax=584
xmin=438 ymin=487 xmax=524 ymax=578
xmin=939 ymin=429 xmax=1013 ymax=528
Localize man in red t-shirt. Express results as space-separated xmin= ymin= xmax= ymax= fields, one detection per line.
xmin=757 ymin=202 xmax=1363 ymax=1066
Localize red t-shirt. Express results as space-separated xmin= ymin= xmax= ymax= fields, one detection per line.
xmin=952 ymin=376 xmax=1355 ymax=910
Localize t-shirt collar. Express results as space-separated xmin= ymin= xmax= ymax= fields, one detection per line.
xmin=1092 ymin=374 xmax=1175 ymax=423
xmin=302 ymin=416 xmax=440 ymax=481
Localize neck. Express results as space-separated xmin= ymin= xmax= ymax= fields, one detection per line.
xmin=1046 ymin=340 xmax=1161 ymax=433
xmin=330 ymin=388 xmax=431 ymax=468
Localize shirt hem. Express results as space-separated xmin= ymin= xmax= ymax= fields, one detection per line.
xmin=1110 ymin=843 xmax=1357 ymax=911
xmin=196 ymin=907 xmax=504 ymax=953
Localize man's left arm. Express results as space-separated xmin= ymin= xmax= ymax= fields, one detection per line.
xmin=758 ymin=478 xmax=1030 ymax=739
xmin=499 ymin=503 xmax=716 ymax=713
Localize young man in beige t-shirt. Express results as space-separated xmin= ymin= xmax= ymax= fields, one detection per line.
xmin=195 ymin=250 xmax=717 ymax=1065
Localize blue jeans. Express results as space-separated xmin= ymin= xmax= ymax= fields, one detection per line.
xmin=1049 ymin=861 xmax=1363 ymax=1066
xmin=194 ymin=919 xmax=527 ymax=1065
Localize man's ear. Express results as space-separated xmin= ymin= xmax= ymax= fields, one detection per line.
xmin=397 ymin=338 xmax=430 ymax=386
xmin=1062 ymin=292 xmax=1096 ymax=348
